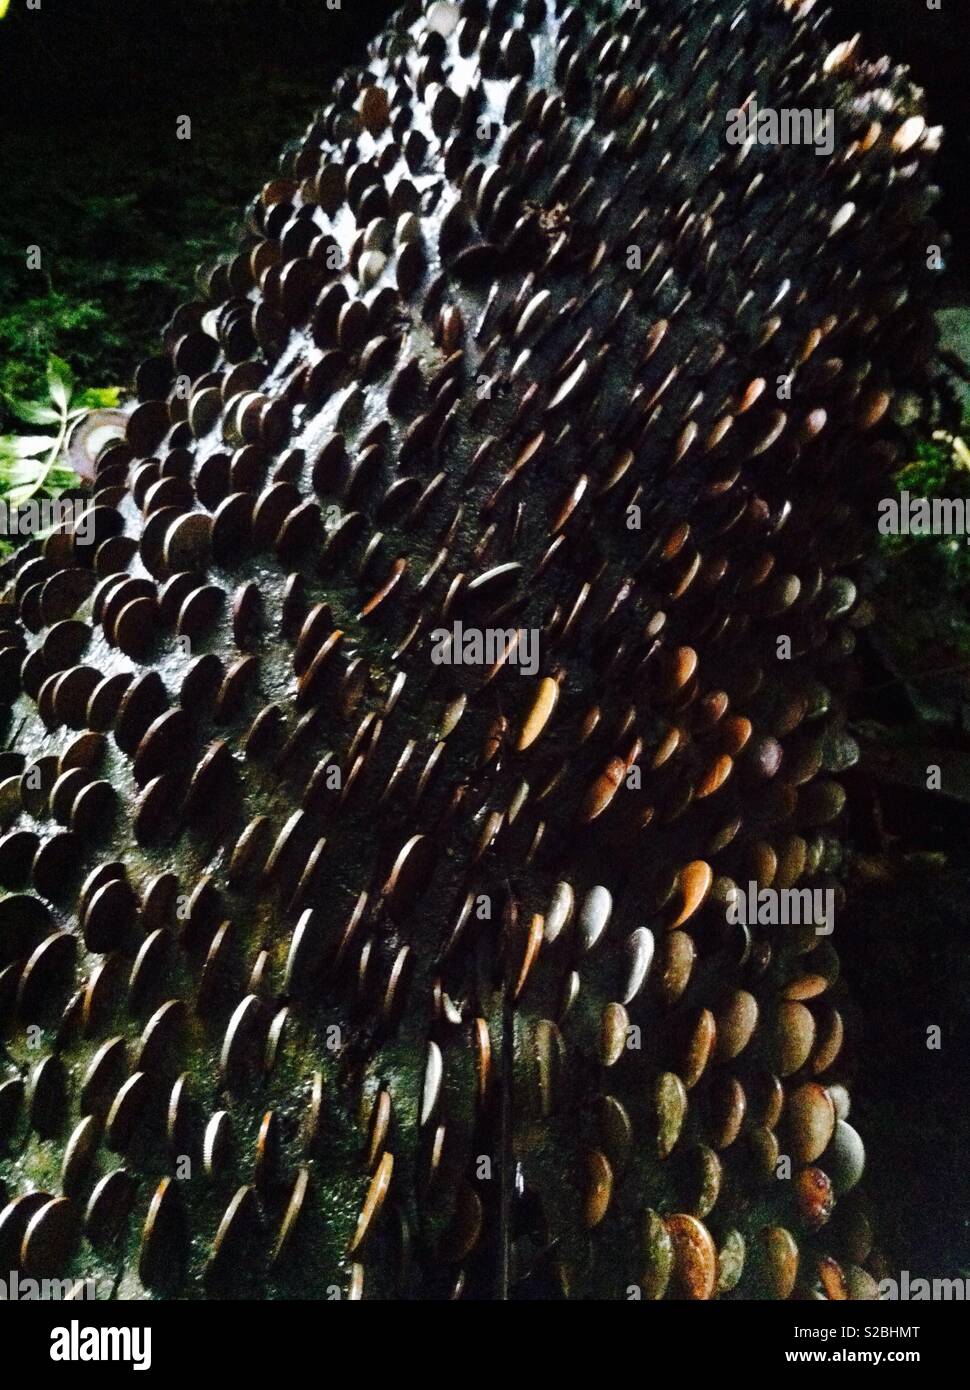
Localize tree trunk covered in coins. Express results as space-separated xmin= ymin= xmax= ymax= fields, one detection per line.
xmin=0 ymin=0 xmax=940 ymax=1299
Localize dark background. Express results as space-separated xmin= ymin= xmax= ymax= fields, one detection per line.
xmin=1 ymin=0 xmax=969 ymax=1288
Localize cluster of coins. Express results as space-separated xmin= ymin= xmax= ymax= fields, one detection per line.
xmin=0 ymin=0 xmax=939 ymax=1298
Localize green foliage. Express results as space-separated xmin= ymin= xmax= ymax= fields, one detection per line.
xmin=894 ymin=437 xmax=954 ymax=493
xmin=0 ymin=293 xmax=107 ymax=412
xmin=880 ymin=431 xmax=970 ymax=585
xmin=0 ymin=355 xmax=121 ymax=554
xmin=874 ymin=426 xmax=970 ymax=724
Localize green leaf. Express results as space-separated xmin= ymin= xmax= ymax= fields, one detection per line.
xmin=46 ymin=355 xmax=75 ymax=413
xmin=0 ymin=0 xmax=10 ymax=19
xmin=45 ymin=466 xmax=82 ymax=493
xmin=6 ymin=398 xmax=60 ymax=426
xmin=70 ymin=386 xmax=122 ymax=411
xmin=5 ymin=483 xmax=47 ymax=508
xmin=0 ymin=434 xmax=56 ymax=459
xmin=0 ymin=458 xmax=50 ymax=489
xmin=0 ymin=459 xmax=50 ymax=503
